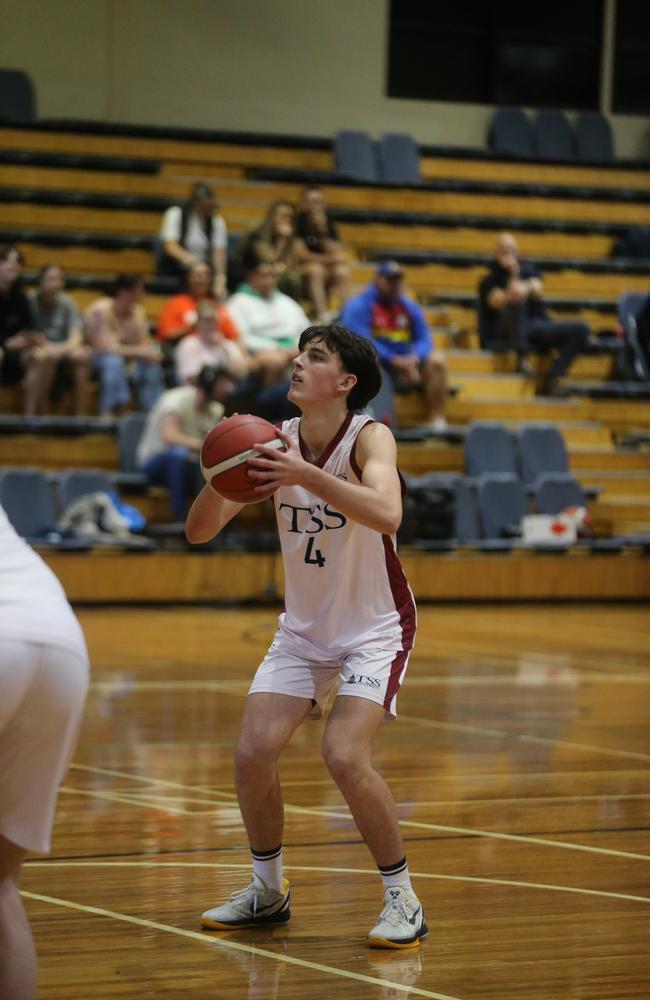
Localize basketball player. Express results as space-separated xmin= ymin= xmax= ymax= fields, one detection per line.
xmin=0 ymin=503 xmax=89 ymax=999
xmin=186 ymin=324 xmax=426 ymax=949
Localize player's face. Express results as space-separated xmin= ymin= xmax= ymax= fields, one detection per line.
xmin=288 ymin=338 xmax=356 ymax=407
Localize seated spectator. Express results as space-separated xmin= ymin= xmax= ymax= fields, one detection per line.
xmin=84 ymin=273 xmax=164 ymax=417
xmin=227 ymin=258 xmax=308 ymax=385
xmin=295 ymin=185 xmax=351 ymax=319
xmin=156 ymin=262 xmax=236 ymax=345
xmin=478 ymin=232 xmax=589 ymax=395
xmin=24 ymin=265 xmax=91 ymax=416
xmin=136 ymin=364 xmax=235 ymax=521
xmin=239 ymin=201 xmax=302 ymax=301
xmin=340 ymin=260 xmax=448 ymax=430
xmin=158 ymin=182 xmax=227 ymax=298
xmin=0 ymin=245 xmax=34 ymax=389
xmin=175 ymin=300 xmax=250 ymax=385
xmin=226 ymin=258 xmax=308 ymax=422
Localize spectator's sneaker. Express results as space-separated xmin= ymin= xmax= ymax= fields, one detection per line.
xmin=367 ymin=887 xmax=428 ymax=949
xmin=201 ymin=877 xmax=291 ymax=930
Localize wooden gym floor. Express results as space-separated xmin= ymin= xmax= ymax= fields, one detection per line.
xmin=22 ymin=603 xmax=650 ymax=999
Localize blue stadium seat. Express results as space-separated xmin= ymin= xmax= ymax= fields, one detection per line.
xmin=517 ymin=423 xmax=569 ymax=487
xmin=0 ymin=68 xmax=36 ymax=122
xmin=333 ymin=130 xmax=379 ymax=182
xmin=0 ymin=468 xmax=58 ymax=541
xmin=534 ymin=473 xmax=586 ymax=514
xmin=477 ymin=473 xmax=528 ymax=540
xmin=116 ymin=412 xmax=149 ymax=488
xmin=378 ymin=133 xmax=421 ymax=184
xmin=489 ymin=107 xmax=534 ymax=158
xmin=465 ymin=421 xmax=518 ymax=478
xmin=574 ymin=112 xmax=614 ymax=163
xmin=533 ymin=110 xmax=574 ymax=161
xmin=58 ymin=470 xmax=113 ymax=510
xmin=455 ymin=479 xmax=481 ymax=543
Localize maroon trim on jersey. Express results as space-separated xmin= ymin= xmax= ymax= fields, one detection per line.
xmin=298 ymin=411 xmax=354 ymax=468
xmin=349 ymin=417 xmax=375 ymax=481
xmin=382 ymin=534 xmax=416 ymax=709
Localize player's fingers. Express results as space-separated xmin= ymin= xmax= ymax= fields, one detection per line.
xmin=274 ymin=429 xmax=292 ymax=448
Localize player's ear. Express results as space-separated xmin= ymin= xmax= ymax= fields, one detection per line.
xmin=339 ymin=372 xmax=357 ymax=396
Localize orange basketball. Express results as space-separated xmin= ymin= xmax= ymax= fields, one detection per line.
xmin=200 ymin=414 xmax=285 ymax=503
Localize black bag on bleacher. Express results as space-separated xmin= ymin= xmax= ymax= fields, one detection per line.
xmin=398 ymin=474 xmax=456 ymax=544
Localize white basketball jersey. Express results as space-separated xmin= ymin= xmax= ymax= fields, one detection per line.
xmin=0 ymin=503 xmax=87 ymax=656
xmin=274 ymin=413 xmax=416 ymax=659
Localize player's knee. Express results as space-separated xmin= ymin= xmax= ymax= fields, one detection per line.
xmin=234 ymin=737 xmax=278 ymax=778
xmin=321 ymin=737 xmax=360 ymax=786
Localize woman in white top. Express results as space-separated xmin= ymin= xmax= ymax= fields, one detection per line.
xmin=0 ymin=503 xmax=89 ymax=999
xmin=159 ymin=182 xmax=228 ymax=298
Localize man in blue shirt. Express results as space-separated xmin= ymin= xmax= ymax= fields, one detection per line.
xmin=341 ymin=261 xmax=447 ymax=430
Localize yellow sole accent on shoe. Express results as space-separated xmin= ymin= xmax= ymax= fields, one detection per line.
xmin=367 ymin=935 xmax=421 ymax=950
xmin=201 ymin=918 xmax=244 ymax=930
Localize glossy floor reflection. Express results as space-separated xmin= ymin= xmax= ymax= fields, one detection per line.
xmin=22 ymin=604 xmax=650 ymax=999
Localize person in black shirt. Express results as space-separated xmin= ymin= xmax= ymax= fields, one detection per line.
xmin=0 ymin=246 xmax=35 ymax=387
xmin=295 ymin=185 xmax=351 ymax=320
xmin=478 ymin=233 xmax=589 ymax=395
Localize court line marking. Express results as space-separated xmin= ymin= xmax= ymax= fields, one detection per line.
xmin=68 ymin=763 xmax=650 ymax=862
xmin=26 ymin=861 xmax=650 ymax=906
xmin=59 ymin=786 xmax=237 ymax=817
xmin=62 ymin=784 xmax=650 ymax=811
xmin=89 ymin=674 xmax=650 ymax=689
xmin=20 ymin=890 xmax=459 ymax=1000
xmin=88 ymin=685 xmax=650 ymax=765
xmin=399 ymin=713 xmax=650 ymax=764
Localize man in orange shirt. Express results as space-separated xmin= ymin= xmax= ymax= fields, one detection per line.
xmin=157 ymin=262 xmax=238 ymax=344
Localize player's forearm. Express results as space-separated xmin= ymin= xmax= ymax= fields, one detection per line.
xmin=185 ymin=484 xmax=242 ymax=542
xmin=301 ymin=465 xmax=401 ymax=535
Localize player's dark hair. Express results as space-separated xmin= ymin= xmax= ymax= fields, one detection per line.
xmin=299 ymin=324 xmax=382 ymax=411
xmin=197 ymin=363 xmax=235 ymax=394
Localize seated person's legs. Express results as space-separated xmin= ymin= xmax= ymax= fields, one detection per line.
xmin=93 ymin=353 xmax=130 ymax=416
xmin=326 ymin=257 xmax=352 ymax=310
xmin=528 ymin=318 xmax=589 ymax=392
xmin=69 ymin=346 xmax=92 ymax=417
xmin=131 ymin=358 xmax=165 ymax=412
xmin=419 ymin=350 xmax=447 ymax=429
xmin=141 ymin=444 xmax=198 ymax=521
xmin=301 ymin=260 xmax=328 ymax=319
xmin=22 ymin=348 xmax=58 ymax=416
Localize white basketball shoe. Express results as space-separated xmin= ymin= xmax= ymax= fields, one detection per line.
xmin=367 ymin=886 xmax=428 ymax=949
xmin=201 ymin=877 xmax=291 ymax=930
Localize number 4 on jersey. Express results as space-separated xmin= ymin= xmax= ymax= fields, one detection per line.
xmin=304 ymin=537 xmax=326 ymax=567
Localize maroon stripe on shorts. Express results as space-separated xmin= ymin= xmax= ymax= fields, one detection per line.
xmin=382 ymin=534 xmax=416 ymax=708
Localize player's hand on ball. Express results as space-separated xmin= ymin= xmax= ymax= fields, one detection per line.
xmin=248 ymin=430 xmax=305 ymax=491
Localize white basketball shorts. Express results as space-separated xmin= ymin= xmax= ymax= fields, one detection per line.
xmin=0 ymin=640 xmax=89 ymax=854
xmin=248 ymin=629 xmax=411 ymax=720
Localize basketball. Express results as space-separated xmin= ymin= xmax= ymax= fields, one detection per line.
xmin=200 ymin=414 xmax=285 ymax=503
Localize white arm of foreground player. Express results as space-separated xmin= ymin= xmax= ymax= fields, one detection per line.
xmin=249 ymin=422 xmax=402 ymax=535
xmin=185 ymin=484 xmax=243 ymax=543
